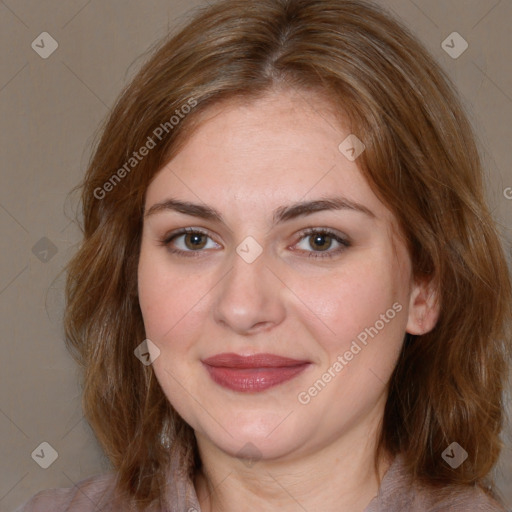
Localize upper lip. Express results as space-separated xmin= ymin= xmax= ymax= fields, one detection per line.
xmin=202 ymin=353 xmax=310 ymax=368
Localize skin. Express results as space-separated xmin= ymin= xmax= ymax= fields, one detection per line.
xmin=137 ymin=89 xmax=439 ymax=512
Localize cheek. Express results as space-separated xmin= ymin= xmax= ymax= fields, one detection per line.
xmin=137 ymin=247 xmax=218 ymax=356
xmin=290 ymin=259 xmax=408 ymax=416
xmin=296 ymin=261 xmax=401 ymax=334
xmin=138 ymin=249 xmax=187 ymax=342
xmin=137 ymin=252 xmax=205 ymax=407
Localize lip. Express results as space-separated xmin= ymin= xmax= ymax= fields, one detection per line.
xmin=202 ymin=353 xmax=311 ymax=392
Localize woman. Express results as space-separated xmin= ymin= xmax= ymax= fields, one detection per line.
xmin=16 ymin=0 xmax=511 ymax=510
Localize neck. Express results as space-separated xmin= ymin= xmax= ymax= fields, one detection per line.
xmin=193 ymin=418 xmax=393 ymax=512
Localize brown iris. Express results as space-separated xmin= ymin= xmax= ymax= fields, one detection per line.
xmin=184 ymin=232 xmax=207 ymax=250
xmin=309 ymin=233 xmax=332 ymax=251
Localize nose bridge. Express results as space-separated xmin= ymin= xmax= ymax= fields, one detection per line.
xmin=222 ymin=246 xmax=269 ymax=305
xmin=212 ymin=243 xmax=285 ymax=333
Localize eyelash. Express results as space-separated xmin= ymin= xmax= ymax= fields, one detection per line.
xmin=159 ymin=227 xmax=351 ymax=259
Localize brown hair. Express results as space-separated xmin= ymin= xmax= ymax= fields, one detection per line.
xmin=64 ymin=0 xmax=512 ymax=508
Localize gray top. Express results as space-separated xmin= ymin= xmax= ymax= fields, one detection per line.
xmin=14 ymin=452 xmax=508 ymax=511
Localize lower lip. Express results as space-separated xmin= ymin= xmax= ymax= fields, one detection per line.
xmin=203 ymin=364 xmax=310 ymax=392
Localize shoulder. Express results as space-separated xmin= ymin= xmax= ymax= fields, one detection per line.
xmin=12 ymin=472 xmax=128 ymax=512
xmin=368 ymin=454 xmax=509 ymax=512
xmin=411 ymin=481 xmax=509 ymax=512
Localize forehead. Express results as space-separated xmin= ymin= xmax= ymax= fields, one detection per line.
xmin=145 ymin=90 xmax=395 ymax=226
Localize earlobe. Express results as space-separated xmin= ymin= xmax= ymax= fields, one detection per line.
xmin=406 ymin=277 xmax=440 ymax=335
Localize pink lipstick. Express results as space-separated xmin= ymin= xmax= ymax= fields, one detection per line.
xmin=202 ymin=353 xmax=310 ymax=392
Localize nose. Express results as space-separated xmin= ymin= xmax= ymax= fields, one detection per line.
xmin=212 ymin=246 xmax=286 ymax=335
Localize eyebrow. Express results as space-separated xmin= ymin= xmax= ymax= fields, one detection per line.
xmin=143 ymin=196 xmax=375 ymax=225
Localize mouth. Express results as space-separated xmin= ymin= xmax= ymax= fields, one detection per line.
xmin=201 ymin=353 xmax=311 ymax=392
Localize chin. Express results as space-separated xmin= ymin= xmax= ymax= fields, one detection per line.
xmin=197 ymin=410 xmax=312 ymax=461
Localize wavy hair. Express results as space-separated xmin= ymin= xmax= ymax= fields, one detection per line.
xmin=64 ymin=0 xmax=512 ymax=508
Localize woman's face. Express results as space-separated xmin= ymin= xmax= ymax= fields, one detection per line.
xmin=138 ymin=90 xmax=430 ymax=462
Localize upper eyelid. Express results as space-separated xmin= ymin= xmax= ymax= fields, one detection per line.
xmin=164 ymin=226 xmax=210 ymax=237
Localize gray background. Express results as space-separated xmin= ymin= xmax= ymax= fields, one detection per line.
xmin=0 ymin=0 xmax=511 ymax=510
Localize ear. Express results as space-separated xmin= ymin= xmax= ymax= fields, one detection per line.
xmin=406 ymin=276 xmax=440 ymax=335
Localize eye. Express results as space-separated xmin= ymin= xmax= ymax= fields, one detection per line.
xmin=161 ymin=228 xmax=221 ymax=256
xmin=160 ymin=227 xmax=350 ymax=259
xmin=293 ymin=229 xmax=350 ymax=259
